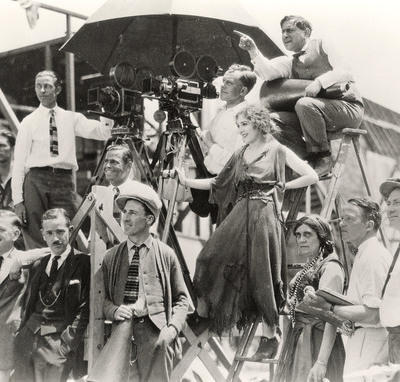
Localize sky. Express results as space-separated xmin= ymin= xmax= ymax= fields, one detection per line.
xmin=1 ymin=0 xmax=400 ymax=112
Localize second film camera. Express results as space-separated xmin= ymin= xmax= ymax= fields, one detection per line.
xmin=86 ymin=62 xmax=144 ymax=136
xmin=142 ymin=51 xmax=219 ymax=113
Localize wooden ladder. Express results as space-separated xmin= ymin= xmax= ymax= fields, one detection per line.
xmin=227 ymin=128 xmax=375 ymax=382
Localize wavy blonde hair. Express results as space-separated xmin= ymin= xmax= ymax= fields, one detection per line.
xmin=235 ymin=105 xmax=272 ymax=136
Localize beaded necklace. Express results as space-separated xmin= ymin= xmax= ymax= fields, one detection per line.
xmin=288 ymin=252 xmax=322 ymax=326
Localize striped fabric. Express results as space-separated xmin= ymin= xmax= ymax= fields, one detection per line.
xmin=113 ymin=186 xmax=121 ymax=222
xmin=49 ymin=109 xmax=59 ymax=156
xmin=123 ymin=245 xmax=141 ymax=303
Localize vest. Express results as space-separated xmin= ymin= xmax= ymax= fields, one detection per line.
xmin=292 ymin=39 xmax=363 ymax=104
xmin=27 ymin=264 xmax=66 ymax=335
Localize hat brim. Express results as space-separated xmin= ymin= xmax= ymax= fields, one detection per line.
xmin=380 ymin=181 xmax=400 ymax=198
xmin=115 ymin=195 xmax=158 ymax=218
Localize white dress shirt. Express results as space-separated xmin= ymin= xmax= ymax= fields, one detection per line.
xmin=108 ymin=178 xmax=143 ymax=195
xmin=0 ymin=248 xmax=16 ymax=285
xmin=380 ymin=252 xmax=400 ymax=327
xmin=346 ymin=236 xmax=392 ymax=327
xmin=201 ymin=101 xmax=246 ymax=175
xmin=45 ymin=245 xmax=71 ymax=276
xmin=251 ymin=38 xmax=354 ymax=89
xmin=12 ymin=104 xmax=113 ymax=204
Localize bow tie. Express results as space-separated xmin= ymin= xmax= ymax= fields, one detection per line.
xmin=293 ymin=50 xmax=306 ymax=58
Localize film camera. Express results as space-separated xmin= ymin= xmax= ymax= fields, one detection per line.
xmin=142 ymin=51 xmax=219 ymax=114
xmin=87 ymin=62 xmax=144 ymax=135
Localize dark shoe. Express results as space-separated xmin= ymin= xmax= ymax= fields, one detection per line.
xmin=313 ymin=155 xmax=332 ymax=178
xmin=250 ymin=336 xmax=279 ymax=361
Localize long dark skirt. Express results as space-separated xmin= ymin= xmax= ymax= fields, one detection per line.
xmin=276 ymin=320 xmax=345 ymax=382
xmin=193 ymin=197 xmax=286 ymax=335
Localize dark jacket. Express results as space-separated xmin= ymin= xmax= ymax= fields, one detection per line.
xmin=14 ymin=248 xmax=90 ymax=380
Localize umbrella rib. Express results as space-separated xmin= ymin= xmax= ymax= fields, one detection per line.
xmin=215 ymin=20 xmax=244 ymax=66
xmin=103 ymin=19 xmax=134 ymax=72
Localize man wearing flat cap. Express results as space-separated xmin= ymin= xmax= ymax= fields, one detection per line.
xmin=380 ymin=178 xmax=400 ymax=364
xmin=97 ymin=182 xmax=189 ymax=381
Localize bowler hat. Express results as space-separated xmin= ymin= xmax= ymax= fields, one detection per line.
xmin=116 ymin=182 xmax=162 ymax=218
xmin=379 ymin=178 xmax=400 ymax=199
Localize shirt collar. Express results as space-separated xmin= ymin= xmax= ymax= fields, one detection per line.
xmin=127 ymin=235 xmax=153 ymax=251
xmin=222 ymin=99 xmax=248 ymax=113
xmin=357 ymin=236 xmax=378 ymax=256
xmin=1 ymin=248 xmax=14 ymax=260
xmin=292 ymin=39 xmax=310 ymax=57
xmin=38 ymin=103 xmax=60 ymax=114
xmin=0 ymin=162 xmax=12 ymax=187
xmin=50 ymin=244 xmax=71 ymax=262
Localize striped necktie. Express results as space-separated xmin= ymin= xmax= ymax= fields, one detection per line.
xmin=49 ymin=109 xmax=59 ymax=156
xmin=123 ymin=245 xmax=142 ymax=303
xmin=113 ymin=186 xmax=121 ymax=222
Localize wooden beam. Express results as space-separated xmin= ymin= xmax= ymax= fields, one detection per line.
xmin=0 ymin=88 xmax=20 ymax=133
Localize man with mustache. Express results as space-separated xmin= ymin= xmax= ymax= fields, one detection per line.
xmin=0 ymin=129 xmax=15 ymax=212
xmin=12 ymin=70 xmax=113 ymax=249
xmin=379 ymin=179 xmax=400 ymax=364
xmin=237 ymin=15 xmax=364 ymax=176
xmin=13 ymin=208 xmax=90 ymax=382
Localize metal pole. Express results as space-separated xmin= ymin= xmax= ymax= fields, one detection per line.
xmin=0 ymin=88 xmax=20 ymax=134
xmin=65 ymin=14 xmax=75 ymax=112
xmin=37 ymin=2 xmax=87 ymax=20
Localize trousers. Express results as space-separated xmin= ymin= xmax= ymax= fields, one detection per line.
xmin=270 ymin=98 xmax=364 ymax=157
xmin=22 ymin=168 xmax=78 ymax=249
xmin=388 ymin=326 xmax=400 ymax=364
xmin=344 ymin=327 xmax=388 ymax=377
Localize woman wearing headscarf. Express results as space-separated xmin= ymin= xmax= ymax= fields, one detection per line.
xmin=275 ymin=215 xmax=345 ymax=382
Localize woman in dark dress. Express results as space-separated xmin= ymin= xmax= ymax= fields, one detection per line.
xmin=176 ymin=105 xmax=318 ymax=336
xmin=275 ymin=215 xmax=345 ymax=382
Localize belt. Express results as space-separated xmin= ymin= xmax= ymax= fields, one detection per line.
xmin=30 ymin=166 xmax=72 ymax=174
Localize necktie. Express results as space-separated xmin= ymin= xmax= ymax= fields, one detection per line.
xmin=113 ymin=186 xmax=121 ymax=221
xmin=49 ymin=255 xmax=61 ymax=281
xmin=293 ymin=50 xmax=305 ymax=59
xmin=49 ymin=109 xmax=59 ymax=156
xmin=123 ymin=245 xmax=142 ymax=303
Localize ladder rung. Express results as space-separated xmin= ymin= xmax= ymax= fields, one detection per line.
xmin=234 ymin=356 xmax=278 ymax=364
xmin=341 ymin=128 xmax=367 ymax=136
xmin=319 ymin=172 xmax=332 ymax=181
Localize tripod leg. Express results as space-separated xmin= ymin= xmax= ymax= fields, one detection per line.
xmin=161 ymin=134 xmax=187 ymax=242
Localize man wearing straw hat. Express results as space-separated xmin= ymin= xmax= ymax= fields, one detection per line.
xmin=92 ymin=182 xmax=189 ymax=381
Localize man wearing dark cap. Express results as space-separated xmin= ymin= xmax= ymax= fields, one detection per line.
xmin=379 ymin=178 xmax=400 ymax=364
xmin=96 ymin=182 xmax=189 ymax=381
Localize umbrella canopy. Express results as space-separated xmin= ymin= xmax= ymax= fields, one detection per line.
xmin=62 ymin=0 xmax=282 ymax=86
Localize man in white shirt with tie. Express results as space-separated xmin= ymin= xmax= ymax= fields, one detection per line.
xmin=305 ymin=198 xmax=391 ymax=376
xmin=379 ymin=178 xmax=400 ymax=364
xmin=12 ymin=70 xmax=113 ymax=249
xmin=104 ymin=144 xmax=141 ymax=196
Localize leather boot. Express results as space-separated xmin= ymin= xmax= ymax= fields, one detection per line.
xmin=250 ymin=336 xmax=279 ymax=361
